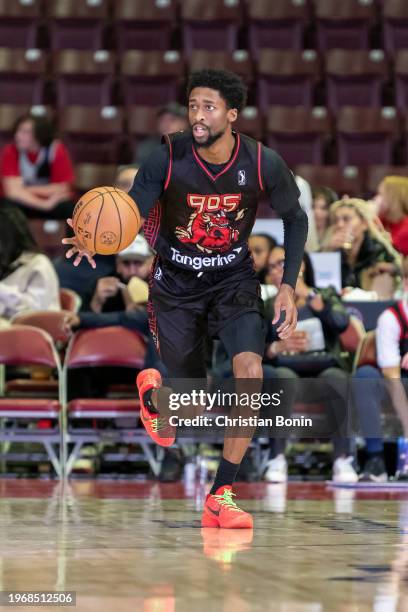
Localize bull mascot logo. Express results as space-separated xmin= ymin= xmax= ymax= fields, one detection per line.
xmin=175 ymin=209 xmax=246 ymax=253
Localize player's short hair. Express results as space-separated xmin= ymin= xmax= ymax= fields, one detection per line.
xmin=186 ymin=69 xmax=247 ymax=113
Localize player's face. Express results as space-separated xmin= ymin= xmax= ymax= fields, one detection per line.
xmin=188 ymin=87 xmax=237 ymax=148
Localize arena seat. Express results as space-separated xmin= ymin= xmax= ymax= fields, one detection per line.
xmin=383 ymin=0 xmax=408 ymax=56
xmin=52 ymin=50 xmax=115 ymax=107
xmin=314 ymin=0 xmax=376 ymax=51
xmin=46 ymin=0 xmax=108 ymax=51
xmin=256 ymin=50 xmax=321 ymax=111
xmin=188 ymin=50 xmax=253 ymax=84
xmin=120 ymin=51 xmax=184 ymax=107
xmin=181 ymin=0 xmax=241 ymax=56
xmin=0 ymin=49 xmax=47 ymax=105
xmin=325 ymin=50 xmax=388 ymax=112
xmin=366 ymin=165 xmax=408 ymax=195
xmin=234 ymin=107 xmax=265 ymax=141
xmin=294 ymin=164 xmax=365 ymax=198
xmin=0 ymin=326 xmax=63 ymax=477
xmin=62 ymin=327 xmax=159 ymax=477
xmin=12 ymin=311 xmax=72 ymax=348
xmin=0 ymin=0 xmax=41 ymax=48
xmin=59 ymin=288 xmax=81 ymax=314
xmin=395 ymin=50 xmax=408 ymax=113
xmin=266 ymin=106 xmax=332 ymax=166
xmin=59 ymin=106 xmax=125 ymax=164
xmin=336 ymin=106 xmax=400 ymax=166
xmin=28 ymin=218 xmax=66 ymax=259
xmin=75 ymin=162 xmax=117 ymax=195
xmin=127 ymin=105 xmax=160 ymax=155
xmin=247 ymin=0 xmax=310 ymax=58
xmin=113 ymin=0 xmax=177 ymax=53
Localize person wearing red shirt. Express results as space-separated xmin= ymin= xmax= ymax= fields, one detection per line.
xmin=376 ymin=176 xmax=408 ymax=256
xmin=0 ymin=114 xmax=75 ymax=219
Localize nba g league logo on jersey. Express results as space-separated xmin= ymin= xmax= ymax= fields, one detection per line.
xmin=174 ymin=193 xmax=247 ymax=264
xmin=238 ymin=170 xmax=246 ymax=186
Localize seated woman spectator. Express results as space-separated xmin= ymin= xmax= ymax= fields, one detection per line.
xmin=312 ymin=186 xmax=338 ymax=249
xmin=375 ymin=176 xmax=408 ymax=256
xmin=0 ymin=114 xmax=75 ymax=219
xmin=263 ymin=246 xmax=356 ymax=483
xmin=0 ymin=207 xmax=59 ymax=322
xmin=321 ymin=198 xmax=401 ymax=297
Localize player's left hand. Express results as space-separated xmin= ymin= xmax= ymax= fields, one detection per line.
xmin=272 ymin=283 xmax=297 ymax=339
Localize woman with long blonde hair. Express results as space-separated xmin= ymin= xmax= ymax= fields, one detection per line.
xmin=322 ymin=198 xmax=401 ymax=296
xmin=375 ymin=176 xmax=408 ymax=256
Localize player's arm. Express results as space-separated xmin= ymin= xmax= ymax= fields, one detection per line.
xmin=261 ymin=147 xmax=308 ymax=338
xmin=63 ymin=144 xmax=169 ymax=268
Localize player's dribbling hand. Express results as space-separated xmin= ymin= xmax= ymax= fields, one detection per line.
xmin=272 ymin=283 xmax=297 ymax=340
xmin=62 ymin=218 xmax=97 ymax=269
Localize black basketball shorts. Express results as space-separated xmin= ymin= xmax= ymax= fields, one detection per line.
xmin=147 ymin=255 xmax=266 ymax=378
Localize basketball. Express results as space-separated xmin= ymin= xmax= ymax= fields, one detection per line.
xmin=72 ymin=186 xmax=142 ymax=255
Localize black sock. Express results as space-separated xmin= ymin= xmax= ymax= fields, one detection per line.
xmin=210 ymin=457 xmax=240 ymax=494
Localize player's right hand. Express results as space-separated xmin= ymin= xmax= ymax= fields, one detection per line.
xmin=62 ymin=218 xmax=96 ymax=269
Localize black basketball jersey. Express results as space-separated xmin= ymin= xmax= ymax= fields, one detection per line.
xmin=389 ymin=301 xmax=408 ymax=377
xmin=143 ymin=131 xmax=264 ymax=272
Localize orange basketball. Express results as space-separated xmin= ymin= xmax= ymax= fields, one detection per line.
xmin=72 ymin=186 xmax=142 ymax=255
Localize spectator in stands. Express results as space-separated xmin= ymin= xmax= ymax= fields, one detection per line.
xmin=135 ymin=103 xmax=188 ymax=165
xmin=312 ymin=186 xmax=338 ymax=249
xmin=375 ymin=176 xmax=408 ymax=256
xmin=89 ymin=235 xmax=153 ymax=314
xmin=263 ymin=245 xmax=357 ymax=483
xmin=322 ymin=198 xmax=401 ymax=296
xmin=295 ymin=174 xmax=319 ymax=252
xmin=0 ymin=207 xmax=59 ymax=322
xmin=115 ymin=164 xmax=139 ymax=193
xmin=248 ymin=233 xmax=277 ymax=282
xmin=354 ymin=256 xmax=408 ymax=481
xmin=0 ymin=115 xmax=75 ymax=219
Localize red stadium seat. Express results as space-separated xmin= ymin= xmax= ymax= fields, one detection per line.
xmin=181 ymin=0 xmax=241 ymax=56
xmin=113 ymin=0 xmax=177 ymax=53
xmin=395 ymin=50 xmax=408 ymax=113
xmin=127 ymin=105 xmax=160 ymax=155
xmin=315 ymin=0 xmax=376 ymax=51
xmin=46 ymin=0 xmax=109 ymax=50
xmin=75 ymin=163 xmax=117 ymax=195
xmin=366 ymin=164 xmax=408 ymax=194
xmin=0 ymin=0 xmax=41 ymax=48
xmin=336 ymin=106 xmax=400 ymax=167
xmin=266 ymin=106 xmax=332 ymax=166
xmin=325 ymin=50 xmax=388 ymax=112
xmin=247 ymin=0 xmax=310 ymax=58
xmin=52 ymin=50 xmax=115 ymax=107
xmin=62 ymin=327 xmax=158 ymax=477
xmin=120 ymin=51 xmax=184 ymax=107
xmin=294 ymin=165 xmax=365 ymax=198
xmin=0 ymin=326 xmax=63 ymax=477
xmin=59 ymin=106 xmax=125 ymax=164
xmin=234 ymin=107 xmax=265 ymax=141
xmin=188 ymin=50 xmax=253 ymax=84
xmin=59 ymin=288 xmax=81 ymax=313
xmin=384 ymin=0 xmax=408 ymax=56
xmin=0 ymin=49 xmax=47 ymax=105
xmin=28 ymin=219 xmax=66 ymax=260
xmin=256 ymin=50 xmax=321 ymax=111
xmin=12 ymin=311 xmax=72 ymax=348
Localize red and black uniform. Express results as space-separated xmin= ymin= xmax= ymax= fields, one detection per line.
xmin=129 ymin=130 xmax=307 ymax=377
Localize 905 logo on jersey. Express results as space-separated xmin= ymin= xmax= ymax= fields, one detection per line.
xmin=187 ymin=194 xmax=241 ymax=213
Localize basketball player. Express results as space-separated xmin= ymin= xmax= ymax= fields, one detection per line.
xmin=63 ymin=70 xmax=308 ymax=528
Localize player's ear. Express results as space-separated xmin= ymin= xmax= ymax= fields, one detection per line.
xmin=227 ymin=108 xmax=238 ymax=123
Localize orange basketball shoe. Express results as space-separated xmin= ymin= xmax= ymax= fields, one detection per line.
xmin=136 ymin=368 xmax=176 ymax=447
xmin=201 ymin=485 xmax=253 ymax=529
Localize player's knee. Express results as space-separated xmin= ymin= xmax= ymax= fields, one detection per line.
xmin=233 ymin=355 xmax=263 ymax=379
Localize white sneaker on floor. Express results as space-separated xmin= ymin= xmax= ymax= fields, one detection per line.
xmin=332 ymin=456 xmax=358 ymax=484
xmin=264 ymin=454 xmax=288 ymax=483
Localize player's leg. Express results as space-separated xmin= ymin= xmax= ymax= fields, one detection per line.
xmin=202 ymin=311 xmax=265 ymax=529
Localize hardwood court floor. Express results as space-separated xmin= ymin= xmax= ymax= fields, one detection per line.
xmin=0 ymin=480 xmax=407 ymax=611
